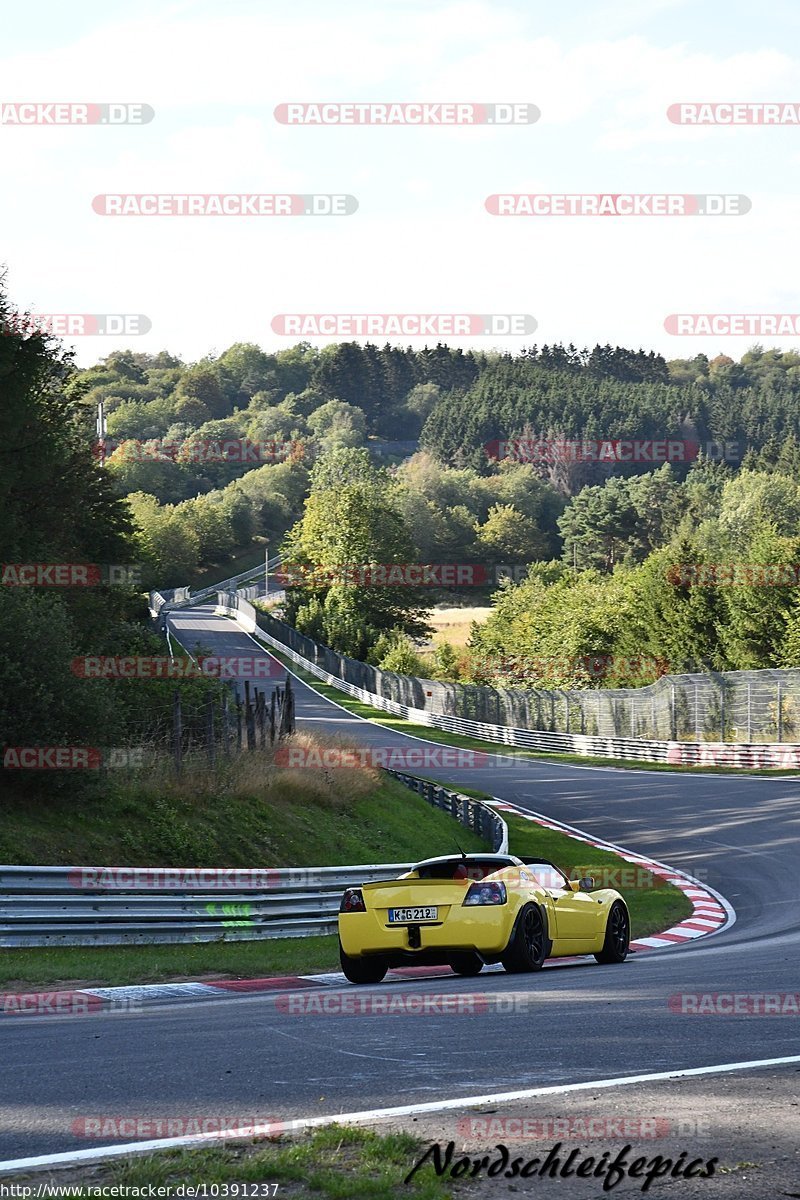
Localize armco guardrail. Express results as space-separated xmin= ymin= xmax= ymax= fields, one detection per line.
xmin=0 ymin=779 xmax=506 ymax=947
xmin=150 ymin=557 xmax=282 ymax=619
xmin=243 ymin=605 xmax=800 ymax=769
xmin=246 ymin=607 xmax=800 ymax=747
xmin=387 ymin=770 xmax=507 ymax=853
xmin=180 ymin=555 xmax=283 ymax=610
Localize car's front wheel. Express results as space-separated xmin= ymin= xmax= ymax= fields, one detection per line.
xmin=448 ymin=952 xmax=484 ymax=977
xmin=594 ymin=901 xmax=630 ymax=964
xmin=339 ymin=941 xmax=388 ymax=984
xmin=501 ymin=904 xmax=547 ymax=973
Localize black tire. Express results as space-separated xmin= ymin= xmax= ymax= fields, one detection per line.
xmin=594 ymin=901 xmax=630 ymax=964
xmin=501 ymin=904 xmax=547 ymax=973
xmin=448 ymin=952 xmax=484 ymax=977
xmin=339 ymin=941 xmax=388 ymax=985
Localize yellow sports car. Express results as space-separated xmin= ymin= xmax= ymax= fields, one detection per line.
xmin=338 ymin=852 xmax=630 ymax=984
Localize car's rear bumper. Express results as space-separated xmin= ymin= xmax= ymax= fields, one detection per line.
xmin=339 ymin=907 xmax=511 ymax=959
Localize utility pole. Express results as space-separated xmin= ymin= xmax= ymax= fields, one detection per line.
xmin=96 ymin=400 xmax=107 ymax=465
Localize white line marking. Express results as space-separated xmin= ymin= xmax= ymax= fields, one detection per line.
xmin=3 ymin=1055 xmax=799 ymax=1176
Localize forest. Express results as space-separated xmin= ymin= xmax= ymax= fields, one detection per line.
xmin=13 ymin=282 xmax=800 ymax=690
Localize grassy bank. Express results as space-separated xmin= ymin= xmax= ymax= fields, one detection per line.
xmin=0 ymin=768 xmax=690 ymax=989
xmin=0 ymin=735 xmax=489 ymax=989
xmin=188 ymin=538 xmax=270 ymax=590
xmin=0 ymin=736 xmax=487 ymax=868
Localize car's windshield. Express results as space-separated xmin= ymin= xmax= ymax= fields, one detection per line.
xmin=523 ymin=861 xmax=571 ymax=890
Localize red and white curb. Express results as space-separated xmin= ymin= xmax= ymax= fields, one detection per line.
xmin=0 ymin=975 xmax=322 ymax=1017
xmin=0 ymin=805 xmax=733 ymax=1020
xmin=486 ymin=797 xmax=734 ymax=951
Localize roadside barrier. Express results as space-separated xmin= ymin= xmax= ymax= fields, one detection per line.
xmin=0 ymin=777 xmax=506 ymax=947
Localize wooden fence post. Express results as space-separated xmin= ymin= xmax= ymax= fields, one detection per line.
xmin=173 ymin=689 xmax=183 ymax=776
xmin=221 ymin=691 xmax=231 ymax=758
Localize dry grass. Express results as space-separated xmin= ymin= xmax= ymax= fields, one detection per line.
xmin=425 ymin=605 xmax=493 ymax=647
xmin=0 ymin=731 xmax=436 ymax=868
xmin=124 ymin=731 xmax=381 ymax=813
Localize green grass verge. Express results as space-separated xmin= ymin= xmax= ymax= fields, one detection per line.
xmin=0 ymin=936 xmax=340 ymax=990
xmin=0 ymin=786 xmax=690 ymax=988
xmin=0 ymin=776 xmax=486 ymax=868
xmin=0 ymin=761 xmax=488 ymax=989
xmin=265 ymin=643 xmax=800 ymax=775
xmin=12 ymin=1126 xmax=459 ymax=1199
xmin=504 ymin=815 xmax=691 ymax=939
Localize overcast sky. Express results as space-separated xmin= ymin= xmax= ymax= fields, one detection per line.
xmin=2 ymin=0 xmax=799 ymax=365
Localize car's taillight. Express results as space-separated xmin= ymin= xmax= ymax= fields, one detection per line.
xmin=340 ymin=887 xmax=366 ymax=913
xmin=463 ymin=881 xmax=507 ymax=906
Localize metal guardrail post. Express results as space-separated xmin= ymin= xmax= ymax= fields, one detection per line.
xmin=777 ymin=681 xmax=783 ymax=743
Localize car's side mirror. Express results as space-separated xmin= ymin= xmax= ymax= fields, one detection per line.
xmin=579 ymin=877 xmax=595 ymax=891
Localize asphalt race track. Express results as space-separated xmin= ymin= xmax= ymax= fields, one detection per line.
xmin=2 ymin=606 xmax=799 ymax=1192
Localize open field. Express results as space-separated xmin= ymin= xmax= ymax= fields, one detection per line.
xmin=424 ymin=605 xmax=492 ymax=648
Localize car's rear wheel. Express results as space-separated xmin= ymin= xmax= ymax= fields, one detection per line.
xmin=448 ymin=952 xmax=484 ymax=977
xmin=339 ymin=942 xmax=388 ymax=984
xmin=501 ymin=904 xmax=547 ymax=973
xmin=594 ymin=901 xmax=630 ymax=964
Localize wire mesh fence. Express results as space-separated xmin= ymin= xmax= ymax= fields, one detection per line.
xmin=95 ymin=675 xmax=297 ymax=784
xmin=255 ymin=612 xmax=800 ymax=744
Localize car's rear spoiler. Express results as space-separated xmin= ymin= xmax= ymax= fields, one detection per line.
xmin=361 ymin=875 xmax=419 ymax=889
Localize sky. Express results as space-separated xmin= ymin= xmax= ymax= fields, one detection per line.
xmin=2 ymin=0 xmax=800 ymax=366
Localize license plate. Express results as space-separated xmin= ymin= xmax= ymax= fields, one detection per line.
xmin=388 ymin=906 xmax=438 ymax=923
